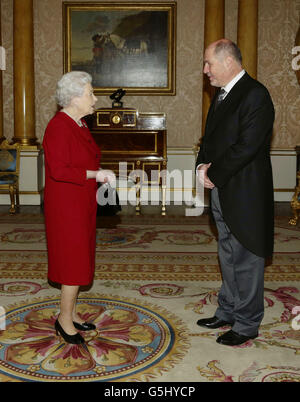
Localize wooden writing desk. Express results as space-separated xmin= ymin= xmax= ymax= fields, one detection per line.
xmin=86 ymin=108 xmax=167 ymax=215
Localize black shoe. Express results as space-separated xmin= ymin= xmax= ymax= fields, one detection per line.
xmin=73 ymin=321 xmax=96 ymax=331
xmin=55 ymin=319 xmax=85 ymax=344
xmin=197 ymin=316 xmax=234 ymax=329
xmin=216 ymin=330 xmax=258 ymax=346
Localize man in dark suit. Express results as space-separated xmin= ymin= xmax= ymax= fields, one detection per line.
xmin=196 ymin=39 xmax=275 ymax=346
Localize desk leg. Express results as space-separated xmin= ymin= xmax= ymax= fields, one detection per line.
xmin=161 ymin=169 xmax=166 ymax=216
xmin=161 ymin=185 xmax=166 ymax=215
xmin=135 ymin=177 xmax=141 ymax=215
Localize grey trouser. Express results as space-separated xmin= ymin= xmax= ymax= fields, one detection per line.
xmin=211 ymin=188 xmax=265 ymax=336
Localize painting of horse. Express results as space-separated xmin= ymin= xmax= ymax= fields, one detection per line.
xmin=63 ymin=2 xmax=176 ymax=95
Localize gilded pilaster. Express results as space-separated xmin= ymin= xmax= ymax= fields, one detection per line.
xmin=237 ymin=0 xmax=258 ymax=79
xmin=13 ymin=0 xmax=37 ymax=147
xmin=202 ymin=0 xmax=225 ymax=134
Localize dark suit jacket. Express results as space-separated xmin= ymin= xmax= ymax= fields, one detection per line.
xmin=196 ymin=72 xmax=275 ymax=258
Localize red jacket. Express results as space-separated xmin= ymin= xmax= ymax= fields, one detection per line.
xmin=43 ymin=112 xmax=101 ymax=285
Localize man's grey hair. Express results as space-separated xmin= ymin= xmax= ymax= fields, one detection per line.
xmin=214 ymin=40 xmax=242 ymax=64
xmin=55 ymin=71 xmax=92 ymax=107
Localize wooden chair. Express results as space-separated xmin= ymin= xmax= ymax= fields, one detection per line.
xmin=0 ymin=140 xmax=20 ymax=214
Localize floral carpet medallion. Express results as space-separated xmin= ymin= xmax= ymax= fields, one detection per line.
xmin=197 ymin=360 xmax=300 ymax=382
xmin=0 ymin=294 xmax=189 ymax=382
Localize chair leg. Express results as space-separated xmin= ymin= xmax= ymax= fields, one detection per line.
xmin=289 ymin=187 xmax=300 ymax=226
xmin=9 ymin=185 xmax=16 ymax=214
xmin=15 ymin=185 xmax=20 ymax=209
xmin=289 ymin=209 xmax=299 ymax=226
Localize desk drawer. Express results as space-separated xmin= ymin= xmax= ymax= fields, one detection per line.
xmin=91 ymin=131 xmax=163 ymax=157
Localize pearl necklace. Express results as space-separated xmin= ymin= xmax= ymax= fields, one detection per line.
xmin=61 ymin=110 xmax=83 ymax=127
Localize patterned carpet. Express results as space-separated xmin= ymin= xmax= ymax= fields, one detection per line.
xmin=0 ymin=213 xmax=299 ymax=382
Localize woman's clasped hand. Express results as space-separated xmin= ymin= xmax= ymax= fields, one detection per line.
xmin=96 ymin=169 xmax=116 ymax=185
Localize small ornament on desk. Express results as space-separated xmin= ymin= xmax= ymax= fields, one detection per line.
xmin=110 ymin=88 xmax=126 ymax=108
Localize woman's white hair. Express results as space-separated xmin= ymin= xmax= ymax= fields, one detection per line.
xmin=55 ymin=71 xmax=92 ymax=107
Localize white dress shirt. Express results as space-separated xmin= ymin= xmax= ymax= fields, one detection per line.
xmin=221 ymin=69 xmax=245 ymax=99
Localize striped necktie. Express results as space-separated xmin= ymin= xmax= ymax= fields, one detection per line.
xmin=214 ymin=88 xmax=227 ymax=110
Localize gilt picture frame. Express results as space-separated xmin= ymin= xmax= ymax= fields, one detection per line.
xmin=63 ymin=2 xmax=176 ymax=95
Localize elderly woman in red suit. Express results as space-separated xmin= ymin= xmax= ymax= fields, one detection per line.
xmin=43 ymin=71 xmax=114 ymax=344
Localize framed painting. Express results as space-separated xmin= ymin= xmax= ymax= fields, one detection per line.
xmin=63 ymin=2 xmax=177 ymax=95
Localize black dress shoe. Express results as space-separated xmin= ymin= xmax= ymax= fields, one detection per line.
xmin=55 ymin=319 xmax=85 ymax=344
xmin=73 ymin=321 xmax=96 ymax=331
xmin=197 ymin=316 xmax=233 ymax=329
xmin=216 ymin=330 xmax=258 ymax=346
